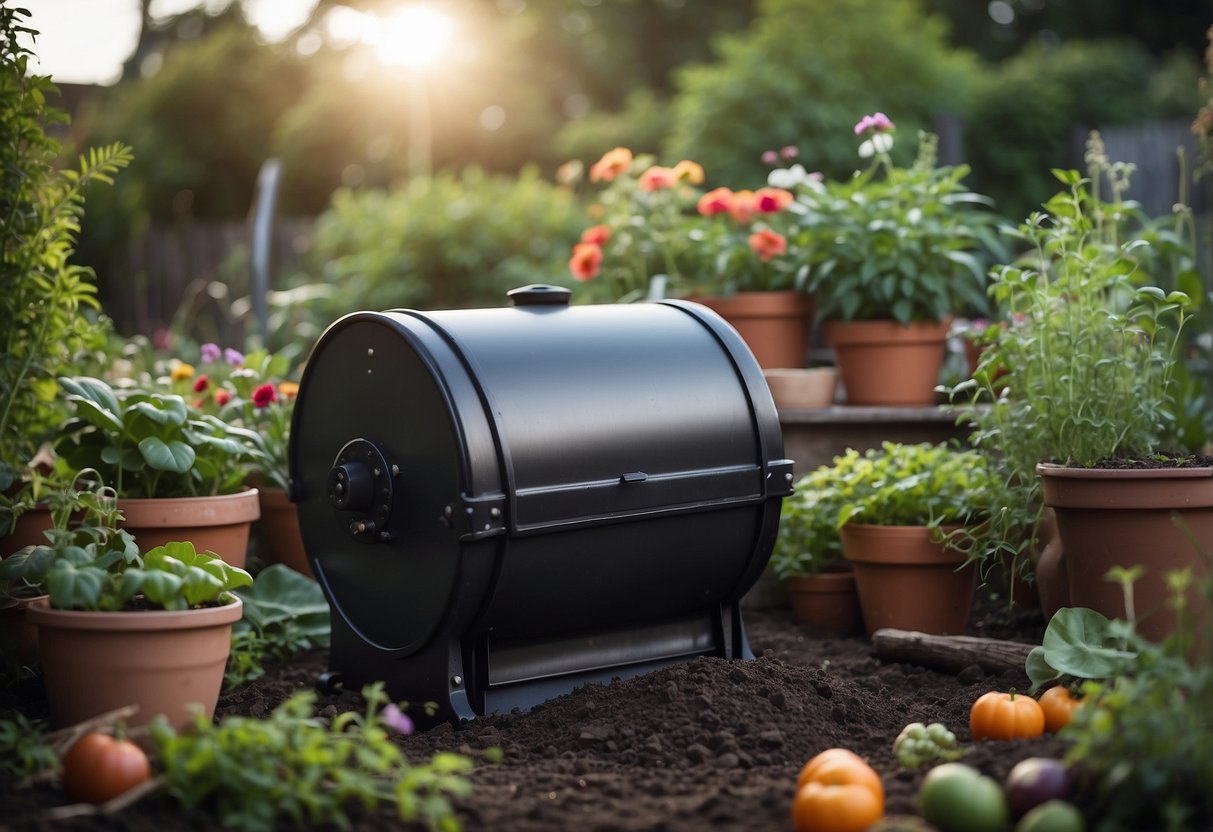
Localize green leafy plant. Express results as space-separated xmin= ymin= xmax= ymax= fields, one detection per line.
xmin=225 ymin=564 xmax=330 ymax=689
xmin=0 ymin=6 xmax=131 ymax=535
xmin=769 ymin=458 xmax=857 ymax=580
xmin=1025 ymin=568 xmax=1212 ymax=831
xmin=788 ymin=116 xmax=1003 ymax=325
xmin=150 ymin=682 xmax=474 ymax=832
xmin=947 ymin=134 xmax=1200 ymax=584
xmin=54 ymin=376 xmax=261 ymax=499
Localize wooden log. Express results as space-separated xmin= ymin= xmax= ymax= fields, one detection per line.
xmin=871 ymin=628 xmax=1037 ymax=676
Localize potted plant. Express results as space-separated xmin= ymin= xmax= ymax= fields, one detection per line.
xmin=567 ymin=146 xmax=812 ymax=369
xmin=831 ymin=441 xmax=994 ymax=635
xmin=950 ymin=134 xmax=1212 ymax=642
xmin=0 ymin=7 xmax=131 ymax=548
xmin=24 ymin=514 xmax=250 ymax=730
xmin=770 ymin=462 xmax=863 ymax=635
xmin=786 ymin=113 xmax=1003 ymax=405
xmin=53 ymin=376 xmax=262 ymax=567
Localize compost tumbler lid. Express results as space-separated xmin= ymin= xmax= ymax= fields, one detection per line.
xmin=507 ymin=284 xmax=571 ymax=307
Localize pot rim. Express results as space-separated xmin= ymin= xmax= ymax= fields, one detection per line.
xmin=26 ymin=595 xmax=243 ymax=631
xmin=1036 ymin=462 xmax=1213 ymax=480
xmin=841 ymin=523 xmax=970 ymax=566
xmin=117 ymin=488 xmax=262 ymax=525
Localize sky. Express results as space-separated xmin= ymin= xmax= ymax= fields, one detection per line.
xmin=24 ymin=0 xmax=317 ymax=85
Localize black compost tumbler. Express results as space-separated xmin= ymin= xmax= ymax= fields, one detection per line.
xmin=290 ymin=285 xmax=794 ymax=722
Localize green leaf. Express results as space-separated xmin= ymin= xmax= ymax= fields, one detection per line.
xmin=1030 ymin=607 xmax=1137 ymax=686
xmin=138 ymin=437 xmax=195 ymax=473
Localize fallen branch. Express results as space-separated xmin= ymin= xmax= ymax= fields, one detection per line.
xmin=871 ymin=628 xmax=1037 ymax=676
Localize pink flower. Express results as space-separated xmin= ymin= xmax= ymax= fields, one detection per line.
xmin=214 ymin=389 xmax=232 ymax=406
xmin=200 ymin=342 xmax=221 ymax=363
xmin=252 ymin=383 xmax=276 ymax=408
xmin=380 ymin=703 xmax=414 ymax=735
xmin=754 ymin=187 xmax=793 ymax=213
xmin=638 ymin=165 xmax=677 ymax=192
xmin=224 ymin=348 xmax=244 ymax=367
xmin=697 ymin=187 xmax=733 ymax=217
xmin=761 ymin=149 xmax=779 ymax=166
xmin=780 ymin=145 xmax=799 ymax=160
xmin=854 ymin=112 xmax=895 ymax=136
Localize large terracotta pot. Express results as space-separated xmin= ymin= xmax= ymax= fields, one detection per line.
xmin=786 ymin=571 xmax=864 ymax=636
xmin=0 ymin=593 xmax=48 ymax=668
xmin=27 ymin=596 xmax=243 ymax=730
xmin=1 ymin=504 xmax=54 ymax=557
xmin=823 ymin=318 xmax=952 ymax=406
xmin=255 ymin=488 xmax=312 ymax=578
xmin=841 ymin=523 xmax=975 ymax=635
xmin=1037 ymin=463 xmax=1213 ymax=643
xmin=118 ymin=489 xmax=260 ymax=568
xmin=691 ymin=291 xmax=814 ymax=369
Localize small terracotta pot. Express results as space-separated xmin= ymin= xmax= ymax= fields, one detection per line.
xmin=691 ymin=291 xmax=814 ymax=370
xmin=0 ymin=593 xmax=48 ymax=668
xmin=786 ymin=571 xmax=864 ymax=636
xmin=255 ymin=488 xmax=312 ymax=578
xmin=763 ymin=368 xmax=838 ymax=409
xmin=823 ymin=318 xmax=952 ymax=406
xmin=1037 ymin=463 xmax=1213 ymax=644
xmin=27 ymin=596 xmax=243 ymax=730
xmin=118 ymin=490 xmax=261 ymax=568
xmin=842 ymin=523 xmax=976 ymax=635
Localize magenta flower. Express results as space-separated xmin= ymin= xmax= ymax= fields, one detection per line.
xmin=380 ymin=703 xmax=415 ymax=735
xmin=780 ymin=145 xmax=799 ymax=160
xmin=252 ymin=383 xmax=276 ymax=408
xmin=761 ymin=149 xmax=779 ymax=166
xmin=200 ymin=342 xmax=221 ymax=363
xmin=224 ymin=347 xmax=244 ymax=367
xmin=853 ymin=112 xmax=895 ymax=136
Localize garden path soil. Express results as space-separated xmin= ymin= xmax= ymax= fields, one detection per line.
xmin=3 ymin=596 xmax=1068 ymax=831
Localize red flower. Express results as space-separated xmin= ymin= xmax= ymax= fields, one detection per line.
xmin=193 ymin=374 xmax=209 ymax=393
xmin=748 ymin=229 xmax=787 ymax=262
xmin=580 ymin=224 xmax=611 ymax=246
xmin=728 ymin=190 xmax=756 ymax=225
xmin=252 ymin=383 xmax=277 ymax=408
xmin=638 ymin=165 xmax=676 ymax=192
xmin=697 ymin=187 xmax=733 ymax=217
xmin=754 ymin=187 xmax=793 ymax=213
xmin=214 ymin=389 xmax=232 ymax=406
xmin=569 ymin=243 xmax=603 ymax=282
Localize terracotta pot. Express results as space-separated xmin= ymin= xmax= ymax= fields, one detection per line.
xmin=0 ymin=593 xmax=48 ymax=668
xmin=117 ymin=489 xmax=260 ymax=568
xmin=823 ymin=318 xmax=952 ymax=406
xmin=1 ymin=504 xmax=54 ymax=557
xmin=27 ymin=596 xmax=243 ymax=730
xmin=786 ymin=571 xmax=864 ymax=636
xmin=842 ymin=523 xmax=976 ymax=635
xmin=1033 ymin=508 xmax=1069 ymax=619
xmin=1037 ymin=463 xmax=1213 ymax=643
xmin=762 ymin=368 xmax=838 ymax=409
xmin=255 ymin=488 xmax=312 ymax=578
xmin=691 ymin=291 xmax=814 ymax=369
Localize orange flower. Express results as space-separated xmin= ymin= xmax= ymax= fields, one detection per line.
xmin=278 ymin=381 xmax=300 ymax=400
xmin=589 ymin=147 xmax=633 ymax=183
xmin=754 ymin=187 xmax=794 ymax=213
xmin=697 ymin=187 xmax=733 ymax=217
xmin=672 ymin=160 xmax=705 ymax=185
xmin=214 ymin=389 xmax=232 ymax=406
xmin=580 ymin=224 xmax=611 ymax=246
xmin=728 ymin=190 xmax=756 ymax=224
xmin=638 ymin=165 xmax=677 ymax=192
xmin=569 ymin=243 xmax=603 ymax=282
xmin=748 ymin=229 xmax=787 ymax=262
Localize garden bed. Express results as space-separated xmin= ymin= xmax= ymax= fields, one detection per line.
xmin=3 ymin=597 xmax=1065 ymax=831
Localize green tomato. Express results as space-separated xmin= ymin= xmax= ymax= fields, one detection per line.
xmin=1016 ymin=800 xmax=1084 ymax=832
xmin=919 ymin=763 xmax=1009 ymax=832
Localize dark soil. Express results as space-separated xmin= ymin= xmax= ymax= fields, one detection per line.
xmin=2 ymin=594 xmax=1067 ymax=831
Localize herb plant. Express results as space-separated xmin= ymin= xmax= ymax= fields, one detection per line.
xmin=0 ymin=6 xmax=132 ymax=535
xmin=0 ymin=712 xmax=58 ymax=779
xmin=150 ymin=682 xmax=474 ymax=832
xmin=55 ymin=376 xmax=261 ymax=498
xmin=769 ymin=463 xmax=850 ymax=580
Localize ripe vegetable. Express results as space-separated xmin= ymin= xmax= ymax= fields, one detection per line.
xmin=893 ymin=721 xmax=965 ymax=770
xmin=970 ymin=690 xmax=1045 ymax=740
xmin=1004 ymin=757 xmax=1071 ymax=818
xmin=1037 ymin=686 xmax=1082 ymax=733
xmin=62 ymin=732 xmax=151 ymax=804
xmin=1016 ymin=799 xmax=1085 ymax=832
xmin=918 ymin=762 xmax=1009 ymax=832
xmin=793 ymin=748 xmax=885 ymax=832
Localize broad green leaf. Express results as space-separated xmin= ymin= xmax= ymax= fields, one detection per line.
xmin=139 ymin=437 xmax=195 ymax=473
xmin=1033 ymin=606 xmax=1137 ymax=684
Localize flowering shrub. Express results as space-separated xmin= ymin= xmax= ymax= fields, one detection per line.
xmin=567 ymin=147 xmax=802 ymax=300
xmin=786 ymin=113 xmax=1003 ymax=325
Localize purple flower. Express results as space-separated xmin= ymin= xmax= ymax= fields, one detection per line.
xmin=853 ymin=112 xmax=895 ymax=136
xmin=761 ymin=149 xmax=778 ymax=166
xmin=224 ymin=347 xmax=244 ymax=367
xmin=380 ymin=703 xmax=414 ymax=735
xmin=200 ymin=342 xmax=221 ymax=363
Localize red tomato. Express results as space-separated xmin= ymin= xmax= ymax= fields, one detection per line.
xmin=62 ymin=732 xmax=151 ymax=804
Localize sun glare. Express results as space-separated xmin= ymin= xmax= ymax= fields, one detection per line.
xmin=369 ymin=6 xmax=456 ymax=69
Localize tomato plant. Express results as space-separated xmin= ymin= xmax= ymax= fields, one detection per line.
xmin=1037 ymin=685 xmax=1082 ymax=733
xmin=793 ymin=748 xmax=884 ymax=832
xmin=969 ymin=690 xmax=1045 ymax=740
xmin=61 ymin=732 xmax=151 ymax=804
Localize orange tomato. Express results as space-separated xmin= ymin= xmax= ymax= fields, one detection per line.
xmin=1038 ymin=685 xmax=1083 ymax=733
xmin=62 ymin=732 xmax=151 ymax=804
xmin=792 ymin=780 xmax=885 ymax=832
xmin=793 ymin=748 xmax=885 ymax=832
xmin=970 ymin=690 xmax=1045 ymax=741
